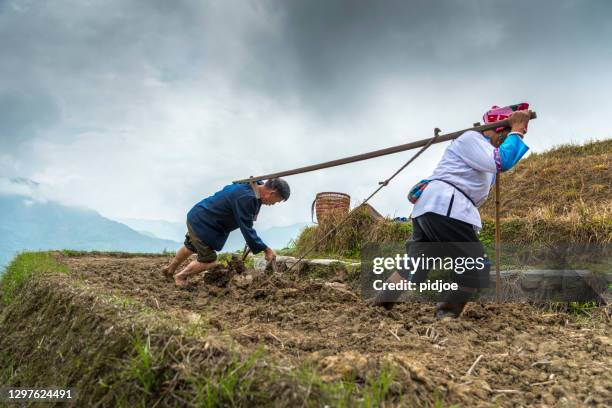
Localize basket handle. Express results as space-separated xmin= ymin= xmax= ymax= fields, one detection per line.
xmin=310 ymin=196 xmax=318 ymax=224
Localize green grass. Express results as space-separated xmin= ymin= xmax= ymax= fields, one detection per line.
xmin=432 ymin=392 xmax=461 ymax=408
xmin=568 ymin=300 xmax=600 ymax=316
xmin=292 ymin=363 xmax=358 ymax=407
xmin=289 ymin=362 xmax=402 ymax=407
xmin=125 ymin=334 xmax=157 ymax=400
xmin=2 ymin=359 xmax=15 ymax=383
xmin=363 ymin=365 xmax=395 ymax=408
xmin=0 ymin=252 xmax=69 ymax=305
xmin=191 ymin=349 xmax=265 ymax=408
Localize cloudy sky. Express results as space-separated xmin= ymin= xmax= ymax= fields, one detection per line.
xmin=1 ymin=0 xmax=611 ymax=228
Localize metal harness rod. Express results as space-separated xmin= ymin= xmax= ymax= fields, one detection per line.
xmin=285 ymin=128 xmax=442 ymax=273
xmin=233 ymin=112 xmax=536 ymax=183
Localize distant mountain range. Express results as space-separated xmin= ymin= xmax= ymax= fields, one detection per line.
xmin=0 ymin=191 xmax=310 ymax=271
xmin=0 ymin=194 xmax=181 ymax=270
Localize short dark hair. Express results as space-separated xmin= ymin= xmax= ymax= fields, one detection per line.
xmin=265 ymin=178 xmax=290 ymax=201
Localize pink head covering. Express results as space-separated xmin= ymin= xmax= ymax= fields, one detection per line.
xmin=483 ymin=103 xmax=529 ymax=132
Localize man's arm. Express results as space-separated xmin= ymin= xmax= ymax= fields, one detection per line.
xmin=232 ymin=195 xmax=269 ymax=254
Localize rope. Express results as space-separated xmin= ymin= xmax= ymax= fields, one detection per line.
xmin=285 ymin=128 xmax=442 ymax=273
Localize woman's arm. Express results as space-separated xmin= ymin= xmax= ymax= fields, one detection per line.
xmin=497 ymin=133 xmax=529 ymax=172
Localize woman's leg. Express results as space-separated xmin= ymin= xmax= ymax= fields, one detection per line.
xmin=415 ymin=213 xmax=489 ymax=317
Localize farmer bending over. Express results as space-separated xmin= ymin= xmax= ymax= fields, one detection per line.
xmin=162 ymin=178 xmax=290 ymax=286
xmin=371 ymin=104 xmax=532 ymax=318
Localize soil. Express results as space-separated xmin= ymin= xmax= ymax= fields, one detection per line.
xmin=60 ymin=253 xmax=611 ymax=407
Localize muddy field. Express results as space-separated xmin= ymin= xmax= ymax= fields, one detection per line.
xmin=61 ymin=253 xmax=611 ymax=407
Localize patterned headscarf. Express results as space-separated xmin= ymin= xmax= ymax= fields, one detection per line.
xmin=483 ymin=103 xmax=530 ymax=132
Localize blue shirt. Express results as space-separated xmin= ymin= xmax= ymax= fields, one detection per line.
xmin=498 ymin=133 xmax=529 ymax=171
xmin=187 ymin=183 xmax=267 ymax=253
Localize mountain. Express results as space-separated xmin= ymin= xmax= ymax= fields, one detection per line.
xmin=119 ymin=218 xmax=310 ymax=252
xmin=118 ymin=218 xmax=187 ymax=241
xmin=0 ymin=194 xmax=181 ymax=270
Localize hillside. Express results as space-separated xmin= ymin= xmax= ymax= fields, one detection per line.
xmin=481 ymin=139 xmax=611 ymax=221
xmin=0 ymin=194 xmax=180 ymax=268
xmin=289 ymin=139 xmax=611 ymax=260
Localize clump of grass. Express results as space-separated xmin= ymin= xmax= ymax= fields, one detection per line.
xmin=432 ymin=391 xmax=461 ymax=408
xmin=288 ymin=361 xmax=404 ymax=407
xmin=568 ymin=300 xmax=600 ymax=316
xmin=214 ymin=252 xmax=255 ymax=270
xmin=192 ymin=349 xmax=265 ymax=407
xmin=289 ymin=206 xmax=412 ymax=260
xmin=2 ymin=360 xmax=15 ymax=383
xmin=362 ymin=365 xmax=396 ymax=408
xmin=292 ymin=363 xmax=357 ymax=407
xmin=125 ymin=334 xmax=157 ymax=399
xmin=0 ymin=252 xmax=69 ymax=305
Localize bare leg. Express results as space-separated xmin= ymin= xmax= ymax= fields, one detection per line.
xmin=162 ymin=246 xmax=194 ymax=278
xmin=174 ymin=260 xmax=217 ymax=287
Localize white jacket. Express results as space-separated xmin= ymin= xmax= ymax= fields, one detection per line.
xmin=411 ymin=130 xmax=503 ymax=229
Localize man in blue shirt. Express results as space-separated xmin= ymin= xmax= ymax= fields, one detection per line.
xmin=162 ymin=178 xmax=291 ymax=286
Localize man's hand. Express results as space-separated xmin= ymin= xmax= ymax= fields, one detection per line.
xmin=264 ymin=247 xmax=276 ymax=262
xmin=508 ymin=110 xmax=531 ymax=135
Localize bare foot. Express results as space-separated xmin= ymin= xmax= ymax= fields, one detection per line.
xmin=174 ymin=273 xmax=190 ymax=287
xmin=161 ymin=265 xmax=175 ymax=279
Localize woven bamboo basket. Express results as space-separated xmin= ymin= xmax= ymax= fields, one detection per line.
xmin=311 ymin=192 xmax=351 ymax=223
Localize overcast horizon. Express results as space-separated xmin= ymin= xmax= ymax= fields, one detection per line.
xmin=2 ymin=0 xmax=611 ymax=229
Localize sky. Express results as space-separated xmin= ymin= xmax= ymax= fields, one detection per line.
xmin=1 ymin=0 xmax=611 ymax=229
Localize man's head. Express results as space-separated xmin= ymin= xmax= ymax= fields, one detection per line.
xmin=259 ymin=178 xmax=290 ymax=205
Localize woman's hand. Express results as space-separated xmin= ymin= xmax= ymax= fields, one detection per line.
xmin=508 ymin=110 xmax=531 ymax=135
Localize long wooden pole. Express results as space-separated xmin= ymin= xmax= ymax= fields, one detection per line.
xmin=233 ymin=112 xmax=536 ymax=183
xmin=494 ymin=171 xmax=502 ymax=303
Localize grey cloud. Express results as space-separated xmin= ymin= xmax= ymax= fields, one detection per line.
xmin=0 ymin=89 xmax=60 ymax=150
xmin=236 ymin=0 xmax=612 ymax=119
xmin=0 ymin=0 xmax=610 ymax=227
